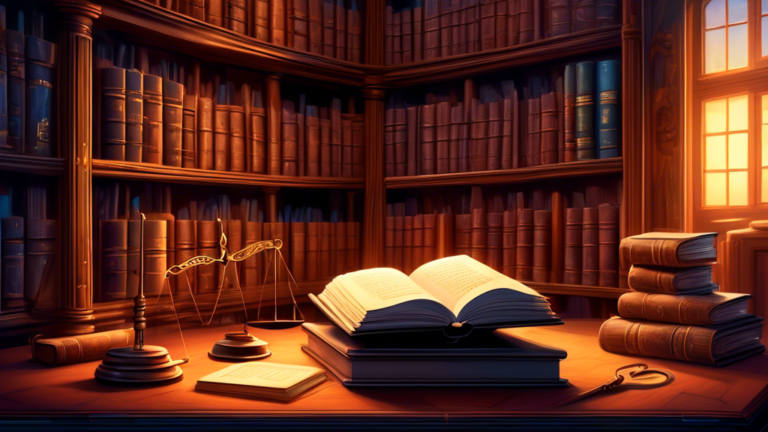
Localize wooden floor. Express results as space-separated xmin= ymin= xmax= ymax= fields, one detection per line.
xmin=1 ymin=319 xmax=768 ymax=430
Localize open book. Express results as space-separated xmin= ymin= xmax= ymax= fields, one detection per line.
xmin=309 ymin=255 xmax=561 ymax=337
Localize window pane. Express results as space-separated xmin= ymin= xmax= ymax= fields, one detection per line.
xmin=764 ymin=0 xmax=768 ymax=14
xmin=729 ymin=95 xmax=749 ymax=131
xmin=706 ymin=172 xmax=728 ymax=206
xmin=763 ymin=124 xmax=768 ymax=166
xmin=729 ymin=133 xmax=749 ymax=168
xmin=728 ymin=24 xmax=749 ymax=70
xmin=705 ymin=28 xmax=727 ymax=74
xmin=763 ymin=16 xmax=768 ymax=56
xmin=729 ymin=0 xmax=748 ymax=23
xmin=763 ymin=168 xmax=768 ymax=202
xmin=706 ymin=135 xmax=728 ymax=170
xmin=705 ymin=98 xmax=727 ymax=133
xmin=706 ymin=0 xmax=726 ymax=28
xmin=729 ymin=171 xmax=749 ymax=205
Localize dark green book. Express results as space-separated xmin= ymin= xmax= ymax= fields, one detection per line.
xmin=575 ymin=61 xmax=595 ymax=161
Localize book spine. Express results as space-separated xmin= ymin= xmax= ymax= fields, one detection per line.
xmin=352 ymin=115 xmax=365 ymax=177
xmin=331 ymin=100 xmax=342 ymax=177
xmin=440 ymin=0 xmax=453 ymax=57
xmin=597 ymin=59 xmax=621 ymax=159
xmin=197 ymin=97 xmax=214 ymax=170
xmin=527 ymin=91 xmax=541 ymax=167
xmin=320 ymin=117 xmax=332 ymax=176
xmin=0 ymin=29 xmax=7 ymax=152
xmin=413 ymin=2 xmax=424 ymax=61
xmin=495 ymin=0 xmax=508 ymax=47
xmin=556 ymin=71 xmax=565 ymax=163
xmin=100 ymin=220 xmax=128 ymax=301
xmin=143 ymin=220 xmax=167 ymax=297
xmin=291 ymin=0 xmax=310 ymax=50
xmin=214 ymin=104 xmax=230 ymax=171
xmin=508 ymin=0 xmax=520 ymax=46
xmin=320 ymin=222 xmax=332 ymax=277
xmin=467 ymin=0 xmax=480 ymax=52
xmin=309 ymin=0 xmax=324 ymax=54
xmin=175 ymin=220 xmax=197 ymax=293
xmin=532 ymin=210 xmax=551 ymax=282
xmin=518 ymin=0 xmax=533 ymax=43
xmin=271 ymin=0 xmax=287 ymax=45
xmin=406 ymin=106 xmax=419 ymax=176
xmin=617 ymin=292 xmax=723 ymax=326
xmin=334 ymin=0 xmax=346 ymax=60
xmin=551 ymin=191 xmax=564 ymax=283
xmin=391 ymin=109 xmax=406 ymax=177
xmin=101 ymin=68 xmax=127 ymax=161
xmin=230 ymin=106 xmax=246 ymax=172
xmin=401 ymin=8 xmax=413 ymax=63
xmin=393 ymin=215 xmax=404 ymax=270
xmin=7 ymin=30 xmax=24 ymax=154
xmin=323 ymin=0 xmax=335 ymax=57
xmin=453 ymin=214 xmax=471 ymax=256
xmin=436 ymin=102 xmax=451 ymax=174
xmin=267 ymin=78 xmax=282 ymax=174
xmin=125 ymin=70 xmax=144 ymax=163
xmin=424 ymin=0 xmax=441 ymax=59
xmin=226 ymin=0 xmax=249 ymax=33
xmin=298 ymin=107 xmax=306 ymax=176
xmin=470 ymin=102 xmax=488 ymax=171
xmin=549 ymin=0 xmax=570 ymax=37
xmin=385 ymin=2 xmax=393 ymax=64
xmin=581 ymin=207 xmax=599 ymax=286
xmin=470 ymin=208 xmax=487 ymax=264
xmin=534 ymin=0 xmax=542 ymax=40
xmin=305 ymin=108 xmax=320 ymax=176
xmin=419 ymin=104 xmax=437 ymax=175
xmin=628 ymin=266 xmax=696 ymax=294
xmin=189 ymin=0 xmax=207 ymax=20
xmin=480 ymin=0 xmax=495 ymax=51
xmin=255 ymin=0 xmax=271 ymax=40
xmin=126 ymin=221 xmax=140 ymax=299
xmin=341 ymin=116 xmax=353 ymax=177
xmin=196 ymin=220 xmax=219 ymax=293
xmin=595 ymin=0 xmax=619 ymax=27
xmin=451 ymin=0 xmax=466 ymax=55
xmin=423 ymin=213 xmax=437 ymax=263
xmin=502 ymin=210 xmax=517 ymax=278
xmin=518 ymin=90 xmax=528 ymax=167
xmin=25 ymin=219 xmax=57 ymax=306
xmin=516 ymin=209 xmax=533 ymax=281
xmin=207 ymin=0 xmax=225 ymax=26
xmin=413 ymin=214 xmax=425 ymax=269
xmin=348 ymin=4 xmax=362 ymax=62
xmin=575 ymin=61 xmax=595 ymax=160
xmin=243 ymin=221 xmax=262 ymax=287
xmin=25 ymin=36 xmax=56 ymax=156
xmin=571 ymin=0 xmax=596 ymax=32
xmin=392 ymin=10 xmax=402 ymax=64
xmin=334 ymin=221 xmax=346 ymax=275
xmin=306 ymin=221 xmax=319 ymax=280
xmin=564 ymin=63 xmax=576 ymax=162
xmin=385 ymin=107 xmax=395 ymax=177
xmin=281 ymin=101 xmax=298 ymax=176
xmin=385 ymin=215 xmax=395 ymax=268
xmin=449 ymin=104 xmax=461 ymax=173
xmin=403 ymin=216 xmax=414 ymax=274
xmin=1 ymin=217 xmax=24 ymax=310
xmin=33 ymin=329 xmax=134 ymax=367
xmin=487 ymin=211 xmax=503 ymax=272
xmin=250 ymin=107 xmax=267 ymax=173
xmin=564 ymin=207 xmax=583 ymax=285
xmin=501 ymin=98 xmax=514 ymax=169
xmin=162 ymin=80 xmax=184 ymax=167
xmin=436 ymin=212 xmax=454 ymax=258
xmin=142 ymin=75 xmax=163 ymax=164
xmin=291 ymin=221 xmax=306 ymax=281
xmin=540 ymin=92 xmax=558 ymax=165
xmin=487 ymin=101 xmax=502 ymax=171
xmin=598 ymin=204 xmax=619 ymax=287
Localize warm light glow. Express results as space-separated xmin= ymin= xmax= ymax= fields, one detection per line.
xmin=762 ymin=95 xmax=768 ymax=202
xmin=707 ymin=0 xmax=726 ymax=28
xmin=729 ymin=133 xmax=749 ymax=169
xmin=730 ymin=171 xmax=749 ymax=205
xmin=706 ymin=29 xmax=727 ymax=74
xmin=729 ymin=0 xmax=748 ymax=23
xmin=706 ymin=172 xmax=728 ymax=205
xmin=706 ymin=135 xmax=727 ymax=170
xmin=706 ymin=99 xmax=727 ymax=133
xmin=763 ymin=168 xmax=768 ymax=202
xmin=729 ymin=25 xmax=749 ymax=69
xmin=705 ymin=0 xmax=748 ymax=74
xmin=763 ymin=16 xmax=768 ymax=56
xmin=729 ymin=95 xmax=749 ymax=131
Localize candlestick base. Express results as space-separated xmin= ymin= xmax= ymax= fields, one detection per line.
xmin=209 ymin=332 xmax=271 ymax=361
xmin=95 ymin=345 xmax=185 ymax=385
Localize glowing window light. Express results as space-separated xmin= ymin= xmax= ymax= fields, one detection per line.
xmin=705 ymin=0 xmax=749 ymax=74
xmin=703 ymin=95 xmax=750 ymax=206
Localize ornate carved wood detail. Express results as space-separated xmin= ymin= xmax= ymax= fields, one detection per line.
xmin=621 ymin=0 xmax=643 ymax=239
xmin=362 ymin=75 xmax=386 ymax=268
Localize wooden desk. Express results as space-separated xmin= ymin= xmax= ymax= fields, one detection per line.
xmin=1 ymin=319 xmax=768 ymax=430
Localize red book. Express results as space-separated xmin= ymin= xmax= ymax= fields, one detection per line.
xmin=466 ymin=0 xmax=480 ymax=52
xmin=352 ymin=114 xmax=365 ymax=178
xmin=451 ymin=0 xmax=467 ymax=55
xmin=403 ymin=216 xmax=414 ymax=274
xmin=419 ymin=104 xmax=437 ymax=175
xmin=320 ymin=222 xmax=332 ymax=278
xmin=328 ymin=222 xmax=337 ymax=275
xmin=534 ymin=0 xmax=542 ymax=40
xmin=598 ymin=204 xmax=619 ymax=287
xmin=267 ymin=77 xmax=282 ymax=175
xmin=413 ymin=214 xmax=425 ymax=269
xmin=392 ymin=10 xmax=402 ymax=65
xmin=331 ymin=99 xmax=342 ymax=177
xmin=501 ymin=96 xmax=514 ymax=169
xmin=214 ymin=104 xmax=230 ymax=171
xmin=255 ymin=0 xmax=270 ymax=40
xmin=401 ymin=7 xmax=413 ymax=63
xmin=502 ymin=210 xmax=517 ymax=278
xmin=207 ymin=0 xmax=225 ymax=26
xmin=424 ymin=0 xmax=441 ymax=59
xmin=182 ymin=94 xmax=197 ymax=168
xmin=480 ymin=0 xmax=496 ymax=51
xmin=436 ymin=102 xmax=451 ymax=174
xmin=281 ymin=100 xmax=299 ymax=176
xmin=540 ymin=91 xmax=558 ymax=165
xmin=526 ymin=80 xmax=541 ymax=167
xmin=516 ymin=208 xmax=534 ymax=281
xmin=394 ymin=214 xmax=404 ymax=271
xmin=572 ymin=0 xmax=596 ymax=32
xmin=250 ymin=99 xmax=267 ymax=172
xmin=582 ymin=207 xmax=599 ymax=286
xmin=142 ymin=75 xmax=163 ymax=165
xmin=385 ymin=2 xmax=394 ymax=65
xmin=291 ymin=220 xmax=306 ymax=281
xmin=470 ymin=101 xmax=488 ymax=171
xmin=487 ymin=211 xmax=503 ymax=271
xmin=243 ymin=221 xmax=263 ymax=288
xmin=309 ymin=0 xmax=324 ymax=54
xmin=454 ymin=214 xmax=472 ymax=256
xmin=394 ymin=109 xmax=408 ymax=177
xmin=288 ymin=0 xmax=310 ymax=51
xmin=334 ymin=0 xmax=347 ymax=60
xmin=271 ymin=0 xmax=287 ymax=45
xmin=320 ymin=113 xmax=332 ymax=176
xmin=519 ymin=0 xmax=533 ymax=43
xmin=413 ymin=0 xmax=424 ymax=62
xmin=323 ymin=0 xmax=335 ymax=57
xmin=564 ymin=207 xmax=583 ymax=285
xmin=406 ymin=106 xmax=419 ymax=176
xmin=306 ymin=221 xmax=320 ymax=280
xmin=549 ymin=0 xmax=570 ymax=36
xmin=306 ymin=106 xmax=321 ymax=176
xmin=508 ymin=0 xmax=520 ymax=46
xmin=385 ymin=214 xmax=395 ymax=268
xmin=198 ymin=97 xmax=214 ymax=170
xmin=564 ymin=63 xmax=577 ymax=162
xmin=347 ymin=222 xmax=360 ymax=272
xmin=423 ymin=213 xmax=437 ymax=263
xmin=440 ymin=0 xmax=453 ymax=57
xmin=533 ymin=210 xmax=552 ymax=283
xmin=334 ymin=221 xmax=346 ymax=275
xmin=341 ymin=115 xmax=354 ymax=177
xmin=385 ymin=108 xmax=395 ymax=177
xmin=554 ymin=69 xmax=565 ymax=163
xmin=487 ymin=101 xmax=502 ymax=171
xmin=436 ymin=213 xmax=454 ymax=258
xmin=449 ymin=103 xmax=464 ymax=173
xmin=230 ymin=106 xmax=246 ymax=172
xmin=470 ymin=208 xmax=487 ymax=264
xmin=226 ymin=0 xmax=248 ymax=34
xmin=347 ymin=0 xmax=362 ymax=62
xmin=495 ymin=0 xmax=508 ymax=47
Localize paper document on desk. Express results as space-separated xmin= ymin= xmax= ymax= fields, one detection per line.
xmin=196 ymin=362 xmax=326 ymax=401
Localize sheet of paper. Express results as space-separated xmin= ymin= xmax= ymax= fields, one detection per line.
xmin=198 ymin=362 xmax=324 ymax=390
xmin=334 ymin=268 xmax=441 ymax=312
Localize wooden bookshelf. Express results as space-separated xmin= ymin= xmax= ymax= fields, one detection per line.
xmin=0 ymin=153 xmax=64 ymax=177
xmin=385 ymin=158 xmax=623 ymax=189
xmin=92 ymin=159 xmax=366 ymax=190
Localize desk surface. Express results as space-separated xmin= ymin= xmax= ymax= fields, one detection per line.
xmin=1 ymin=319 xmax=768 ymax=430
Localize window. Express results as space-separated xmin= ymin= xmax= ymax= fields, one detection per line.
xmin=704 ymin=0 xmax=749 ymax=74
xmin=703 ymin=95 xmax=750 ymax=206
xmin=761 ymin=94 xmax=768 ymax=200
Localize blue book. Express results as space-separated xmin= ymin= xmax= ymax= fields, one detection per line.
xmin=575 ymin=61 xmax=595 ymax=160
xmin=597 ymin=59 xmax=621 ymax=159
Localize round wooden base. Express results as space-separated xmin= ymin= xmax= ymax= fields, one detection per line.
xmin=95 ymin=345 xmax=185 ymax=385
xmin=209 ymin=332 xmax=271 ymax=361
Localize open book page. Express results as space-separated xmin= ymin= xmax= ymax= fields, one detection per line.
xmin=409 ymin=255 xmax=544 ymax=317
xmin=197 ymin=362 xmax=324 ymax=390
xmin=333 ymin=268 xmax=443 ymax=312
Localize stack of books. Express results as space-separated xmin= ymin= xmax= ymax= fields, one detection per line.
xmin=304 ymin=254 xmax=568 ymax=386
xmin=599 ymin=232 xmax=766 ymax=366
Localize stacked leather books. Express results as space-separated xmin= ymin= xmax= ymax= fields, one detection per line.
xmin=0 ymin=185 xmax=57 ymax=312
xmin=385 ymin=0 xmax=619 ymax=65
xmin=599 ymin=232 xmax=766 ymax=366
xmin=384 ymin=60 xmax=620 ymax=177
xmin=0 ymin=8 xmax=57 ymax=157
xmin=149 ymin=0 xmax=363 ymax=63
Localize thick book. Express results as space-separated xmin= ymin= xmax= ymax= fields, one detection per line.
xmin=436 ymin=102 xmax=451 ymax=174
xmin=449 ymin=104 xmax=464 ymax=172
xmin=495 ymin=0 xmax=508 ymax=47
xmin=508 ymin=0 xmax=520 ymax=46
xmin=255 ymin=0 xmax=270 ymax=40
xmin=189 ymin=0 xmax=206 ymax=20
xmin=101 ymin=68 xmax=127 ymax=161
xmin=617 ymin=292 xmax=751 ymax=326
xmin=267 ymin=77 xmax=282 ymax=174
xmin=196 ymin=362 xmax=326 ymax=402
xmin=486 ymin=101 xmax=502 ymax=171
xmin=413 ymin=0 xmax=424 ymax=61
xmin=302 ymin=322 xmax=567 ymax=386
xmin=563 ymin=207 xmax=582 ymax=285
xmin=198 ymin=97 xmax=215 ymax=170
xmin=470 ymin=208 xmax=487 ymax=264
xmin=322 ymin=0 xmax=335 ymax=57
xmin=518 ymin=0 xmax=534 ymax=43
xmin=401 ymin=6 xmax=413 ymax=63
xmin=598 ymin=316 xmax=765 ymax=367
xmin=423 ymin=213 xmax=437 ymax=264
xmin=466 ymin=0 xmax=480 ymax=53
xmin=571 ymin=0 xmax=596 ymax=32
xmin=2 ymin=217 xmax=24 ymax=310
xmin=347 ymin=0 xmax=362 ymax=62
xmin=501 ymin=95 xmax=515 ymax=169
xmin=385 ymin=215 xmax=395 ymax=268
xmin=598 ymin=204 xmax=619 ymax=287
xmin=516 ymin=209 xmax=533 ymax=281
xmin=320 ymin=222 xmax=333 ymax=278
xmin=207 ymin=0 xmax=225 ymax=26
xmin=226 ymin=0 xmax=248 ymax=34
xmin=385 ymin=2 xmax=393 ymax=65
xmin=502 ymin=210 xmax=517 ymax=278
xmin=291 ymin=220 xmax=306 ymax=281
xmin=271 ymin=0 xmax=287 ymax=45
xmin=182 ymin=94 xmax=197 ymax=168
xmin=251 ymin=100 xmax=267 ymax=173
xmin=526 ymin=80 xmax=541 ymax=167
xmin=309 ymin=0 xmax=324 ymax=54
xmin=595 ymin=0 xmax=619 ymax=27
xmin=163 ymin=80 xmax=184 ymax=167
xmin=214 ymin=104 xmax=230 ymax=171
xmin=620 ymin=232 xmax=718 ymax=268
xmin=540 ymin=91 xmax=558 ymax=165
xmin=143 ymin=219 xmax=168 ymax=297
xmin=281 ymin=100 xmax=299 ymax=176
xmin=310 ymin=255 xmax=560 ymax=336
xmin=419 ymin=104 xmax=437 ymax=175
xmin=487 ymin=211 xmax=503 ymax=272
xmin=331 ymin=99 xmax=342 ymax=177
xmin=402 ymin=216 xmax=415 ymax=274
xmin=440 ymin=0 xmax=452 ymax=57
xmin=230 ymin=106 xmax=246 ymax=172
xmin=341 ymin=115 xmax=354 ymax=177
xmin=392 ymin=109 xmax=407 ymax=177
xmin=352 ymin=115 xmax=365 ymax=177
xmin=306 ymin=220 xmax=320 ymax=280
xmin=197 ymin=220 xmax=219 ymax=293
xmin=287 ymin=0 xmax=309 ymax=50
xmin=424 ymin=0 xmax=441 ymax=59
xmin=413 ymin=214 xmax=425 ymax=269
xmin=320 ymin=115 xmax=332 ymax=176
xmin=334 ymin=0 xmax=347 ymax=60
xmin=581 ymin=207 xmax=599 ymax=286
xmin=628 ymin=265 xmax=718 ymax=295
xmin=32 ymin=329 xmax=134 ymax=367
xmin=393 ymin=214 xmax=404 ymax=271
xmin=406 ymin=106 xmax=419 ymax=176
xmin=564 ymin=63 xmax=577 ymax=162
xmin=596 ymin=59 xmax=621 ymax=159
xmin=549 ymin=0 xmax=570 ymax=36
xmin=25 ymin=219 xmax=57 ymax=305
xmin=25 ymin=35 xmax=56 ymax=156
xmin=384 ymin=107 xmax=395 ymax=177
xmin=306 ymin=105 xmax=321 ymax=176
xmin=100 ymin=220 xmax=128 ymax=301
xmin=392 ymin=10 xmax=402 ymax=64
xmin=575 ymin=61 xmax=595 ymax=160
xmin=143 ymin=75 xmax=163 ymax=165
xmin=470 ymin=101 xmax=488 ymax=171
xmin=334 ymin=221 xmax=347 ymax=276
xmin=454 ymin=214 xmax=472 ymax=256
xmin=532 ymin=210 xmax=551 ymax=283
xmin=480 ymin=0 xmax=496 ymax=51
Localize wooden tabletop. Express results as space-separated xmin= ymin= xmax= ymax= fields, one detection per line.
xmin=1 ymin=319 xmax=767 ymax=430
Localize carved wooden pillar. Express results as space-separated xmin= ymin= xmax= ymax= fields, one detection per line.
xmin=55 ymin=0 xmax=101 ymax=334
xmin=622 ymin=0 xmax=643 ymax=239
xmin=362 ymin=76 xmax=386 ymax=269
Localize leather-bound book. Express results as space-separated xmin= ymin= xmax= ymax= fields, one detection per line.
xmin=412 ymin=215 xmax=425 ymax=269
xmin=196 ymin=97 xmax=214 ymax=170
xmin=501 ymin=97 xmax=514 ymax=169
xmin=6 ymin=28 xmax=23 ymax=154
xmin=436 ymin=212 xmax=454 ymax=259
xmin=470 ymin=208 xmax=487 ymax=264
xmin=436 ymin=102 xmax=451 ymax=174
xmin=298 ymin=102 xmax=306 ymax=176
xmin=551 ymin=191 xmax=564 ymax=283
xmin=419 ymin=104 xmax=437 ymax=175
xmin=449 ymin=104 xmax=463 ymax=173
xmin=495 ymin=0 xmax=508 ymax=48
xmin=101 ymin=68 xmax=127 ymax=161
xmin=243 ymin=220 xmax=263 ymax=287
xmin=440 ymin=0 xmax=452 ymax=57
xmin=487 ymin=211 xmax=503 ymax=272
xmin=288 ymin=0 xmax=309 ymax=50
xmin=470 ymin=101 xmax=488 ymax=171
xmin=334 ymin=220 xmax=347 ymax=275
xmin=25 ymin=35 xmax=55 ymax=156
xmin=534 ymin=0 xmax=542 ymax=39
xmin=266 ymin=79 xmax=282 ymax=175
xmin=406 ymin=106 xmax=419 ymax=176
xmin=413 ymin=0 xmax=424 ymax=61
xmin=393 ymin=109 xmax=407 ymax=177
xmin=281 ymin=100 xmax=299 ymax=175
xmin=480 ymin=0 xmax=496 ymax=51
xmin=424 ymin=0 xmax=441 ymax=59
xmin=175 ymin=220 xmax=197 ymax=293
xmin=403 ymin=216 xmax=414 ymax=274
xmin=618 ymin=292 xmax=751 ymax=326
xmin=309 ymin=0 xmax=323 ymax=54
xmin=347 ymin=0 xmax=362 ymax=62
xmin=32 ymin=329 xmax=135 ymax=367
xmin=250 ymin=96 xmax=267 ymax=174
xmin=540 ymin=92 xmax=558 ymax=165
xmin=230 ymin=105 xmax=246 ymax=172
xmin=320 ymin=222 xmax=332 ymax=277
xmin=182 ymin=94 xmax=197 ymax=168
xmin=467 ymin=0 xmax=481 ymax=53
xmin=598 ymin=204 xmax=618 ymax=287
xmin=334 ymin=0 xmax=346 ymax=60
xmin=502 ymin=210 xmax=517 ymax=278
xmin=305 ymin=105 xmax=321 ymax=176
xmin=331 ymin=99 xmax=342 ymax=177
xmin=451 ymin=0 xmax=466 ymax=55
xmin=341 ymin=115 xmax=354 ymax=177
xmin=143 ymin=75 xmax=163 ymax=164
xmin=392 ymin=10 xmax=402 ymax=64
xmin=571 ymin=0 xmax=595 ymax=31
xmin=487 ymin=101 xmax=502 ymax=171
xmin=595 ymin=0 xmax=618 ymax=26
xmin=2 ymin=217 xmax=24 ymax=310
xmin=125 ymin=70 xmax=144 ymax=162
xmin=423 ymin=213 xmax=437 ymax=263
xmin=620 ymin=232 xmax=718 ymax=268
xmin=518 ymin=0 xmax=534 ymax=43
xmin=226 ymin=0 xmax=248 ymax=33
xmin=597 ymin=59 xmax=620 ymax=159
xmin=385 ymin=1 xmax=393 ymax=64
xmin=254 ymin=0 xmax=270 ymax=39
xmin=352 ymin=114 xmax=365 ymax=177
xmin=271 ymin=0 xmax=287 ymax=45
xmin=507 ymin=0 xmax=520 ymax=46
xmin=100 ymin=220 xmax=128 ymax=301
xmin=142 ymin=220 xmax=167 ymax=297
xmin=518 ymin=88 xmax=528 ymax=167
xmin=306 ymin=219 xmax=320 ymax=280
xmin=564 ymin=64 xmax=576 ymax=162
xmin=25 ymin=219 xmax=57 ymax=306
xmin=291 ymin=220 xmax=306 ymax=281
xmin=628 ymin=265 xmax=718 ymax=295
xmin=454 ymin=214 xmax=471 ymax=256
xmin=598 ymin=316 xmax=765 ymax=367
xmin=563 ymin=207 xmax=583 ymax=285
xmin=323 ymin=0 xmax=335 ymax=57
xmin=526 ymin=79 xmax=541 ymax=167
xmin=197 ymin=220 xmax=219 ymax=294
xmin=532 ymin=210 xmax=551 ymax=282
xmin=393 ymin=214 xmax=404 ymax=270
xmin=0 ymin=22 xmax=7 ymax=153
xmin=320 ymin=114 xmax=332 ymax=176
xmin=225 ymin=219 xmax=242 ymax=288
xmin=554 ymin=70 xmax=565 ymax=163
xmin=549 ymin=0 xmax=570 ymax=36
xmin=385 ymin=214 xmax=395 ymax=268
xmin=189 ymin=0 xmax=206 ymax=20
xmin=214 ymin=104 xmax=230 ymax=171
xmin=126 ymin=220 xmax=140 ymax=299
xmin=575 ymin=61 xmax=595 ymax=160
xmin=207 ymin=0 xmax=225 ymax=26
xmin=401 ymin=6 xmax=413 ymax=63
xmin=581 ymin=207 xmax=599 ymax=286
xmin=349 ymin=221 xmax=361 ymax=272
xmin=384 ymin=107 xmax=395 ymax=177
xmin=516 ymin=209 xmax=533 ymax=281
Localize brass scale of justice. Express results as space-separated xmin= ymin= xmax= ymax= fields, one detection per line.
xmin=96 ymin=214 xmax=303 ymax=384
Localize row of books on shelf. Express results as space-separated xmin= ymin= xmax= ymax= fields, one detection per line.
xmin=95 ymin=184 xmax=362 ymax=303
xmin=385 ymin=185 xmax=620 ymax=288
xmin=384 ymin=59 xmax=619 ymax=177
xmin=95 ymin=41 xmax=364 ymax=177
xmin=0 ymin=185 xmax=57 ymax=311
xmin=0 ymin=9 xmax=56 ymax=157
xmin=385 ymin=0 xmax=619 ymax=65
xmin=146 ymin=0 xmax=363 ymax=63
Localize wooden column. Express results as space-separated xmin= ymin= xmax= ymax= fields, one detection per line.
xmin=362 ymin=76 xmax=386 ymax=269
xmin=54 ymin=0 xmax=101 ymax=334
xmin=622 ymin=0 xmax=643 ymax=239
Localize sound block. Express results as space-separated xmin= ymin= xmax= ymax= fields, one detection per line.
xmin=95 ymin=345 xmax=185 ymax=385
xmin=209 ymin=332 xmax=271 ymax=361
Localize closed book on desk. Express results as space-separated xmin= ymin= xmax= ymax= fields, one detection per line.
xmin=125 ymin=69 xmax=143 ymax=162
xmin=628 ymin=265 xmax=718 ymax=295
xmin=419 ymin=104 xmax=437 ymax=175
xmin=198 ymin=97 xmax=214 ymax=170
xmin=617 ymin=292 xmax=751 ymax=326
xmin=597 ymin=59 xmax=620 ymax=159
xmin=2 ymin=217 xmax=24 ymax=310
xmin=575 ymin=61 xmax=595 ymax=160
xmin=32 ymin=329 xmax=134 ymax=367
xmin=143 ymin=75 xmax=163 ymax=165
xmin=619 ymin=232 xmax=718 ymax=268
xmin=516 ymin=209 xmax=533 ymax=281
xmin=230 ymin=106 xmax=246 ymax=172
xmin=281 ymin=101 xmax=299 ymax=176
xmin=25 ymin=35 xmax=55 ymax=156
xmin=196 ymin=362 xmax=326 ymax=402
xmin=302 ymin=322 xmax=567 ymax=386
xmin=101 ymin=68 xmax=127 ymax=161
xmin=182 ymin=94 xmax=197 ymax=168
xmin=598 ymin=316 xmax=765 ymax=367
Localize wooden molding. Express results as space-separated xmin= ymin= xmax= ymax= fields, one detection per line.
xmin=0 ymin=154 xmax=64 ymax=177
xmin=525 ymin=281 xmax=629 ymax=299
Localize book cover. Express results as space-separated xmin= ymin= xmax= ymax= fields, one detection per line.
xmin=281 ymin=100 xmax=299 ymax=176
xmin=226 ymin=0 xmax=248 ymax=34
xmin=25 ymin=35 xmax=55 ymax=156
xmin=549 ymin=0 xmax=570 ymax=37
xmin=575 ymin=61 xmax=595 ymax=160
xmin=182 ymin=94 xmax=197 ymax=168
xmin=563 ymin=207 xmax=583 ymax=285
xmin=597 ymin=59 xmax=621 ymax=159
xmin=516 ymin=208 xmax=533 ymax=281
xmin=101 ymin=68 xmax=127 ymax=161
xmin=198 ymin=97 xmax=215 ymax=170
xmin=436 ymin=102 xmax=451 ymax=174
xmin=32 ymin=329 xmax=134 ymax=367
xmin=214 ymin=104 xmax=231 ymax=171
xmin=419 ymin=104 xmax=437 ymax=175
xmin=230 ymin=106 xmax=246 ymax=172
xmin=532 ymin=210 xmax=552 ymax=283
xmin=143 ymin=75 xmax=163 ymax=165
xmin=581 ymin=207 xmax=599 ymax=286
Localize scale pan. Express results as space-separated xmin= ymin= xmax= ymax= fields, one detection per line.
xmin=247 ymin=319 xmax=305 ymax=330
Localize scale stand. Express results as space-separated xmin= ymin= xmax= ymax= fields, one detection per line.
xmin=95 ymin=214 xmax=188 ymax=385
